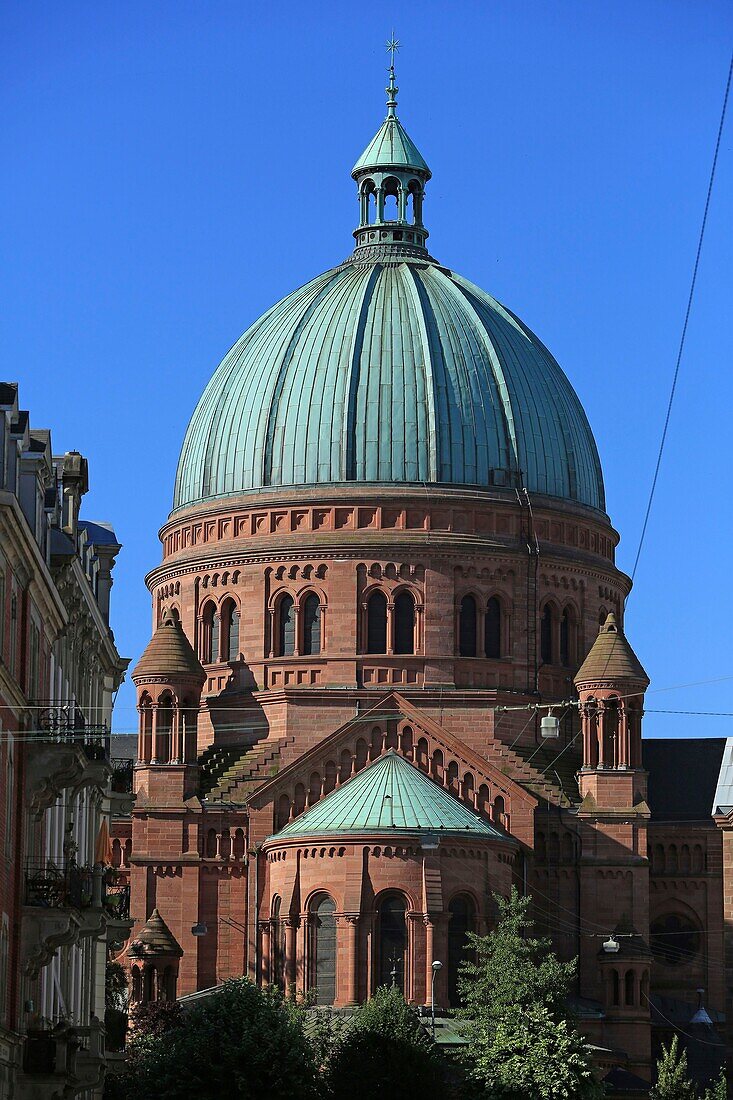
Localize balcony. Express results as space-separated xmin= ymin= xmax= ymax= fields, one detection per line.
xmin=109 ymin=756 xmax=135 ymax=816
xmin=20 ymin=1017 xmax=106 ymax=1097
xmin=104 ymin=872 xmax=133 ymax=948
xmin=26 ymin=703 xmax=111 ymax=818
xmin=21 ymin=863 xmax=106 ymax=978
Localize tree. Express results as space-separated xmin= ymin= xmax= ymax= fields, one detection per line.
xmin=458 ymin=887 xmax=576 ymax=1023
xmin=650 ymin=1036 xmax=698 ymax=1099
xmin=702 ymin=1070 xmax=727 ymax=1100
xmin=324 ymin=984 xmax=446 ymax=1100
xmin=106 ymin=979 xmax=319 ymax=1100
xmin=458 ymin=888 xmax=601 ymax=1100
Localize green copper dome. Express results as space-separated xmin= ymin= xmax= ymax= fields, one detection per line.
xmin=173 ymin=70 xmax=605 ymax=514
xmin=269 ymin=751 xmax=506 ymax=841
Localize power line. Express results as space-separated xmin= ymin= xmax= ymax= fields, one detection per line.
xmin=628 ymin=50 xmax=733 ymax=590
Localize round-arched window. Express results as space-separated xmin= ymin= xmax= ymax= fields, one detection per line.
xmin=650 ymin=913 xmax=701 ymax=966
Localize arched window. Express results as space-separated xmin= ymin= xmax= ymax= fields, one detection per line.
xmin=366 ymin=591 xmax=388 ymax=654
xmin=131 ymin=966 xmax=142 ymax=1003
xmin=485 ymin=597 xmax=501 ymax=659
xmin=625 ymin=970 xmax=635 ymax=1006
xmin=301 ymin=593 xmax=321 ymax=656
xmin=560 ymin=609 xmax=571 ymax=667
xmin=221 ymin=599 xmax=240 ymax=663
xmin=602 ymin=697 xmax=619 ymax=765
xmin=448 ymin=895 xmax=476 ymax=1007
xmin=394 ymin=591 xmax=415 ymax=655
xmin=540 ymin=604 xmax=553 ymax=664
xmin=309 ymin=895 xmax=337 ymax=1005
xmin=201 ymin=602 xmax=219 ymax=664
xmin=276 ymin=595 xmax=295 ymax=657
xmin=155 ymin=695 xmax=173 ymax=764
xmin=651 ymin=913 xmax=701 ymax=966
xmin=377 ymin=894 xmax=407 ymax=993
xmin=611 ymin=969 xmax=620 ymax=1006
xmin=140 ymin=694 xmax=153 ymax=763
xmin=459 ymin=595 xmax=477 ymax=657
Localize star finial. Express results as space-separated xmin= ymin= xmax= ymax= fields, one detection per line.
xmin=385 ymin=33 xmax=400 ymax=117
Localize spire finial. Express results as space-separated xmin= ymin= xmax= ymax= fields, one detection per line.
xmin=385 ymin=34 xmax=400 ymax=118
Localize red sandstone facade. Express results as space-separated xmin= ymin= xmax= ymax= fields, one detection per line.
xmin=111 ymin=473 xmax=733 ymax=1085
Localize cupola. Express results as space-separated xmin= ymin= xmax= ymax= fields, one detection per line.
xmin=351 ymin=49 xmax=431 ymax=255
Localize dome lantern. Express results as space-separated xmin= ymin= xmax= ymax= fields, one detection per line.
xmin=351 ymin=47 xmax=431 ymax=256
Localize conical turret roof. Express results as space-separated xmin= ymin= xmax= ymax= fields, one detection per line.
xmin=132 ymin=610 xmax=206 ymax=685
xmin=270 ymin=751 xmax=506 ymax=840
xmin=127 ymin=908 xmax=183 ymax=958
xmin=352 ymin=115 xmax=431 ymax=177
xmin=575 ymin=613 xmax=649 ymax=686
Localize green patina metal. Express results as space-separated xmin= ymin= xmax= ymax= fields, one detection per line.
xmin=269 ymin=751 xmax=507 ymax=841
xmin=173 ymin=64 xmax=605 ymax=514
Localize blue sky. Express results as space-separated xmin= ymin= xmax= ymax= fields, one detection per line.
xmin=2 ymin=1 xmax=732 ymax=736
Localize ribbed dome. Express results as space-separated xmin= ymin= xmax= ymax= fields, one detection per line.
xmin=174 ymin=255 xmax=605 ymax=512
xmin=174 ymin=72 xmax=605 ymax=515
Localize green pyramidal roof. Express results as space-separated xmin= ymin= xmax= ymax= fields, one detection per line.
xmin=352 ymin=115 xmax=431 ymax=178
xmin=270 ymin=751 xmax=506 ymax=841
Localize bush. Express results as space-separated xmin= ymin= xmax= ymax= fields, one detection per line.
xmin=108 ymin=979 xmax=319 ymax=1100
xmin=324 ymin=985 xmax=446 ymax=1100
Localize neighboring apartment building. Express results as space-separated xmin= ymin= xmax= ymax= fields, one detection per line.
xmin=0 ymin=382 xmax=130 ymax=1099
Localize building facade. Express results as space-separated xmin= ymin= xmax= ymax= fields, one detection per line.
xmin=121 ymin=68 xmax=729 ymax=1087
xmin=0 ymin=383 xmax=130 ymax=1099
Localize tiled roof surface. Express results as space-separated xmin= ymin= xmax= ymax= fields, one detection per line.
xmin=575 ymin=614 xmax=649 ymax=685
xmin=271 ymin=751 xmax=507 ymax=840
xmin=129 ymin=908 xmax=183 ymax=957
xmin=132 ymin=611 xmax=206 ymax=684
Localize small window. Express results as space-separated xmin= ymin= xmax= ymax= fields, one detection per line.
xmin=277 ymin=595 xmax=295 ymax=657
xmin=485 ymin=598 xmax=501 ymax=659
xmin=221 ymin=600 xmax=240 ymax=663
xmin=560 ymin=610 xmax=571 ymax=667
xmin=302 ymin=594 xmax=321 ymax=656
xmin=366 ymin=591 xmax=387 ymax=654
xmin=459 ymin=595 xmax=477 ymax=657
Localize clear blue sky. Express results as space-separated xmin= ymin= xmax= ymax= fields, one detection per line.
xmin=3 ymin=1 xmax=731 ymax=737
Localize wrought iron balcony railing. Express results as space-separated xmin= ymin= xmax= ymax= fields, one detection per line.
xmin=33 ymin=702 xmax=110 ymax=762
xmin=110 ymin=757 xmax=134 ymax=793
xmin=25 ymin=863 xmax=96 ymax=910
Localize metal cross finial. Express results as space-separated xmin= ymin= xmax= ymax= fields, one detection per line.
xmin=386 ymin=34 xmax=400 ymax=68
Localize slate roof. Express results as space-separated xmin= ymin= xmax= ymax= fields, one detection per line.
xmin=575 ymin=614 xmax=649 ymax=686
xmin=270 ymin=750 xmax=507 ymax=841
xmin=132 ymin=610 xmax=206 ymax=685
xmin=642 ymin=738 xmax=725 ymax=821
xmin=79 ymin=519 xmax=121 ymax=547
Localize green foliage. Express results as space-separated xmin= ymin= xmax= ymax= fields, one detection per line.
xmin=650 ymin=1036 xmax=698 ymax=1099
xmin=324 ymin=985 xmax=446 ymax=1100
xmin=109 ymin=979 xmax=319 ymax=1100
xmin=458 ymin=889 xmax=600 ymax=1100
xmin=650 ymin=1037 xmax=728 ymax=1100
xmin=702 ymin=1070 xmax=728 ymax=1100
xmin=104 ymin=962 xmax=128 ymax=1012
xmin=465 ymin=1005 xmax=603 ymax=1100
xmin=458 ymin=887 xmax=576 ymax=1024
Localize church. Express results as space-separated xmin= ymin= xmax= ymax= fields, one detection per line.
xmin=116 ymin=61 xmax=732 ymax=1086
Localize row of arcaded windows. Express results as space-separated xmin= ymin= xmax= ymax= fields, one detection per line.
xmin=269 ymin=889 xmax=475 ymax=1008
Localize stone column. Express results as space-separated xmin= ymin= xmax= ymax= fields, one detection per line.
xmin=259 ymin=921 xmax=271 ymax=985
xmin=424 ymin=917 xmax=434 ymax=1007
xmin=345 ymin=915 xmax=360 ymax=1004
xmin=284 ymin=920 xmax=297 ymax=995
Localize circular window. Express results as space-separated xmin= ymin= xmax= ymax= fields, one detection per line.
xmin=650 ymin=914 xmax=700 ymax=966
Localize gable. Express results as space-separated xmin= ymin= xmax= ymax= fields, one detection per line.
xmin=247 ymin=691 xmax=536 ymax=836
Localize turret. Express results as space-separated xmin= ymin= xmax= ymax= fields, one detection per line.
xmin=127 ymin=908 xmax=184 ymax=1005
xmin=575 ymin=613 xmax=650 ymax=808
xmin=132 ymin=610 xmax=206 ymax=799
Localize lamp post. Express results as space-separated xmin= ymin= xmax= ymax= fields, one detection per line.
xmin=431 ymin=960 xmax=443 ymax=1039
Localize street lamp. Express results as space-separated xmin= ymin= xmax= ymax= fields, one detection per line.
xmin=431 ymin=960 xmax=443 ymax=1039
